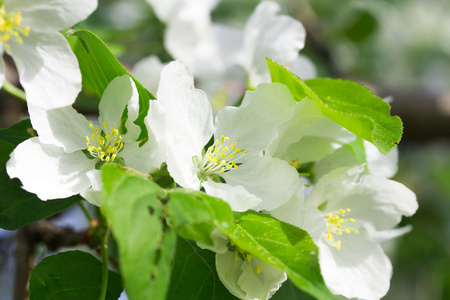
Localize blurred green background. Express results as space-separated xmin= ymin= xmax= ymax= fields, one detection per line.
xmin=1 ymin=0 xmax=449 ymax=299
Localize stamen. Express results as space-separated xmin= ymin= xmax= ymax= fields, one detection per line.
xmin=194 ymin=135 xmax=248 ymax=179
xmin=323 ymin=208 xmax=358 ymax=250
xmin=227 ymin=241 xmax=262 ymax=275
xmin=85 ymin=122 xmax=124 ymax=162
xmin=0 ymin=9 xmax=29 ymax=50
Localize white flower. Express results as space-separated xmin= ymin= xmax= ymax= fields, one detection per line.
xmin=6 ymin=75 xmax=164 ymax=205
xmin=148 ymin=61 xmax=302 ymax=212
xmin=242 ymin=1 xmax=307 ymax=87
xmin=146 ymin=0 xmax=312 ymax=110
xmin=271 ymin=165 xmax=418 ymax=300
xmin=198 ymin=229 xmax=287 ymax=300
xmin=0 ymin=0 xmax=97 ymax=109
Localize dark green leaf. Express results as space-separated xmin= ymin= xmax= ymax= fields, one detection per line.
xmin=0 ymin=169 xmax=80 ymax=230
xmin=0 ymin=119 xmax=36 ymax=145
xmin=267 ymin=58 xmax=402 ymax=154
xmin=29 ymin=250 xmax=122 ymax=300
xmin=102 ymin=164 xmax=176 ymax=300
xmin=271 ymin=279 xmax=316 ymax=300
xmin=224 ymin=211 xmax=337 ymax=300
xmin=0 ymin=119 xmax=79 ymax=230
xmin=69 ymin=29 xmax=154 ymax=142
xmin=167 ymin=189 xmax=235 ymax=245
xmin=167 ymin=238 xmax=239 ymax=300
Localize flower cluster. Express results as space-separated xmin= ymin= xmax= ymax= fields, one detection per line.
xmin=2 ymin=1 xmax=418 ymax=300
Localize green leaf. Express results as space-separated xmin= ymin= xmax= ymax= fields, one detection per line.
xmin=267 ymin=58 xmax=402 ymax=154
xmin=0 ymin=119 xmax=36 ymax=146
xmin=0 ymin=169 xmax=81 ymax=230
xmin=271 ymin=279 xmax=316 ymax=300
xmin=102 ymin=164 xmax=176 ymax=300
xmin=224 ymin=211 xmax=337 ymax=300
xmin=167 ymin=238 xmax=239 ymax=300
xmin=69 ymin=29 xmax=154 ymax=142
xmin=29 ymin=250 xmax=122 ymax=300
xmin=0 ymin=120 xmax=79 ymax=230
xmin=167 ymin=189 xmax=235 ymax=245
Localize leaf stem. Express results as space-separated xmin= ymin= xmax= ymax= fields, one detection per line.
xmin=2 ymin=80 xmax=26 ymax=101
xmin=78 ymin=201 xmax=92 ymax=223
xmin=99 ymin=226 xmax=110 ymax=300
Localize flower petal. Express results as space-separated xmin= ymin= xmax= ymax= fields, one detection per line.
xmin=6 ymin=0 xmax=97 ymax=32
xmin=309 ymin=165 xmax=418 ymax=231
xmin=216 ymin=250 xmax=247 ymax=299
xmin=201 ymin=179 xmax=262 ymax=212
xmin=243 ymin=1 xmax=306 ymax=87
xmin=215 ymin=83 xmax=296 ymax=153
xmin=28 ymin=105 xmax=92 ymax=153
xmin=364 ymin=140 xmax=398 ymax=178
xmin=318 ymin=228 xmax=392 ymax=300
xmin=238 ymin=256 xmax=287 ymax=300
xmin=223 ymin=156 xmax=302 ymax=211
xmin=6 ymin=137 xmax=96 ymax=200
xmin=269 ymin=190 xmax=327 ymax=244
xmin=274 ymin=118 xmax=355 ymax=163
xmin=150 ymin=61 xmax=214 ymax=189
xmin=132 ymin=55 xmax=165 ymax=95
xmin=8 ymin=31 xmax=81 ymax=109
xmin=98 ymin=75 xmax=141 ymax=143
xmin=120 ymin=138 xmax=165 ymax=174
xmin=266 ymin=98 xmax=323 ymax=159
xmin=79 ymin=170 xmax=102 ymax=206
xmin=290 ymin=55 xmax=317 ymax=80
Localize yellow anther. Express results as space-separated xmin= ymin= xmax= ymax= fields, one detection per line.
xmin=345 ymin=228 xmax=351 ymax=234
xmin=85 ymin=122 xmax=123 ymax=162
xmin=339 ymin=209 xmax=345 ymax=214
xmin=256 ymin=266 xmax=262 ymax=274
xmin=336 ymin=240 xmax=341 ymax=250
xmin=103 ymin=121 xmax=107 ymax=128
xmin=1 ymin=9 xmax=29 ymax=49
xmin=229 ymin=154 xmax=234 ymax=158
xmin=347 ymin=208 xmax=351 ymax=212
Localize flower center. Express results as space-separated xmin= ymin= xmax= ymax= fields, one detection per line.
xmin=194 ymin=135 xmax=248 ymax=180
xmin=85 ymin=122 xmax=124 ymax=162
xmin=228 ymin=240 xmax=262 ymax=274
xmin=324 ymin=208 xmax=359 ymax=250
xmin=0 ymin=9 xmax=29 ymax=51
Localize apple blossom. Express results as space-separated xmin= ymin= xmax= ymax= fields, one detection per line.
xmin=271 ymin=165 xmax=418 ymax=300
xmin=6 ymin=75 xmax=164 ymax=205
xmin=199 ymin=229 xmax=287 ymax=300
xmin=0 ymin=0 xmax=97 ymax=109
xmin=147 ymin=61 xmax=302 ymax=212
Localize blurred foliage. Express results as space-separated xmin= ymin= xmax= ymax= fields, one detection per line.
xmin=387 ymin=142 xmax=450 ymax=300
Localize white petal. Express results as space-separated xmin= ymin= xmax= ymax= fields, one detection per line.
xmin=216 ymin=250 xmax=247 ymax=299
xmin=201 ymin=179 xmax=262 ymax=212
xmin=146 ymin=0 xmax=218 ymax=23
xmin=223 ymin=156 xmax=302 ymax=211
xmin=132 ymin=55 xmax=165 ymax=95
xmin=243 ymin=1 xmax=306 ymax=87
xmin=98 ymin=75 xmax=141 ymax=143
xmin=120 ymin=139 xmax=165 ymax=174
xmin=364 ymin=140 xmax=398 ymax=178
xmin=8 ymin=31 xmax=81 ymax=109
xmin=238 ymin=257 xmax=287 ymax=300
xmin=5 ymin=0 xmax=97 ymax=32
xmin=289 ymin=55 xmax=317 ymax=80
xmin=27 ymin=105 xmax=92 ymax=153
xmin=215 ymin=83 xmax=296 ymax=153
xmin=269 ymin=191 xmax=326 ymax=244
xmin=266 ymin=98 xmax=323 ymax=158
xmin=275 ymin=118 xmax=355 ymax=163
xmin=153 ymin=61 xmax=214 ymax=189
xmin=197 ymin=228 xmax=229 ymax=254
xmin=310 ymin=165 xmax=418 ymax=231
xmin=6 ymin=137 xmax=96 ymax=200
xmin=79 ymin=170 xmax=102 ymax=206
xmin=318 ymin=229 xmax=392 ymax=300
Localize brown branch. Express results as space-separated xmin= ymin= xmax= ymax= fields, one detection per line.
xmin=14 ymin=220 xmax=90 ymax=300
